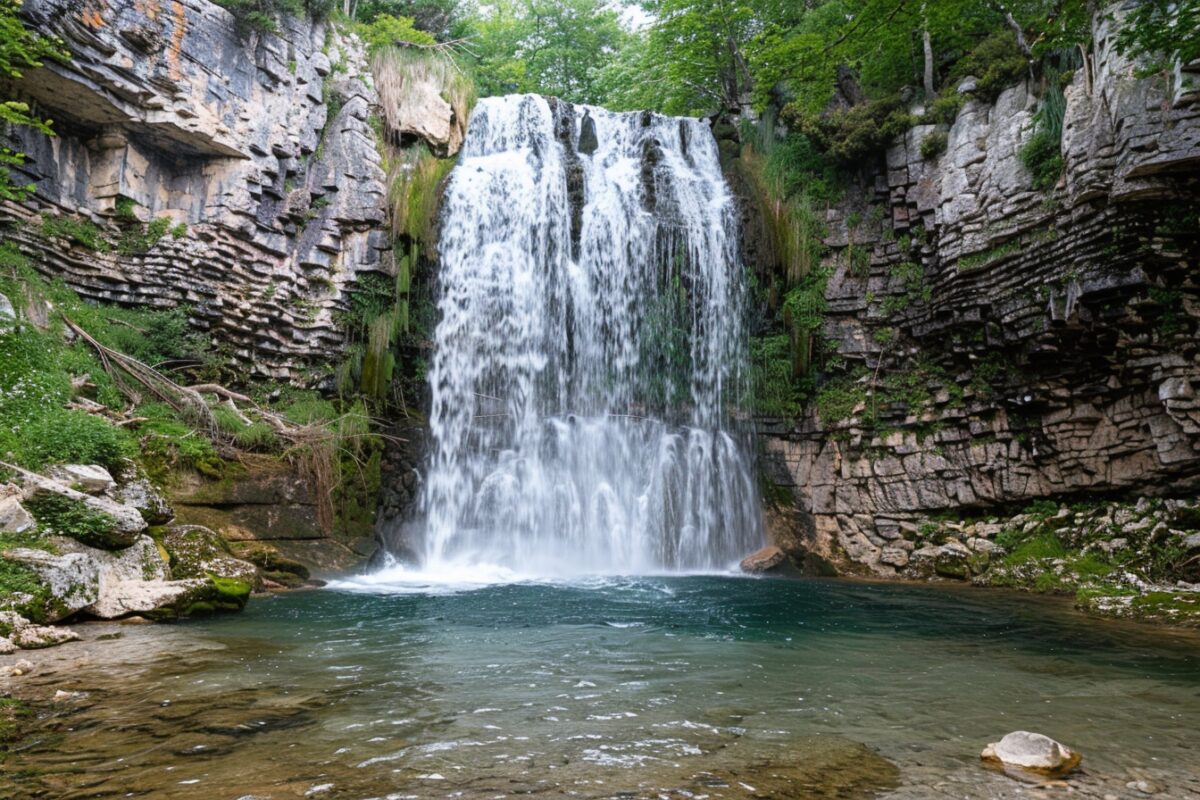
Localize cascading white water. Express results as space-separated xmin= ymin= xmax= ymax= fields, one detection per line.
xmin=418 ymin=94 xmax=763 ymax=575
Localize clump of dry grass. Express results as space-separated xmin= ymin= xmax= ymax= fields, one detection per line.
xmin=372 ymin=46 xmax=475 ymax=154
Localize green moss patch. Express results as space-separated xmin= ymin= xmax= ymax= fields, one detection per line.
xmin=0 ymin=559 xmax=54 ymax=624
xmin=23 ymin=494 xmax=118 ymax=549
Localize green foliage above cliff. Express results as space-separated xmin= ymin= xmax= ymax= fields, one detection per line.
xmin=464 ymin=0 xmax=627 ymax=104
xmin=357 ymin=12 xmax=437 ymax=52
xmin=1115 ymin=0 xmax=1200 ymax=77
xmin=215 ymin=0 xmax=333 ymax=35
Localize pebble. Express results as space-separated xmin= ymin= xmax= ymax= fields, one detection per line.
xmin=0 ymin=658 xmax=35 ymax=677
xmin=1127 ymin=780 xmax=1161 ymax=794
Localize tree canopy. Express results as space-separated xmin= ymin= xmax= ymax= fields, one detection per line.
xmin=346 ymin=0 xmax=1198 ymax=122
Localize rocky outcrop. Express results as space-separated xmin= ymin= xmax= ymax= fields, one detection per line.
xmin=0 ymin=463 xmax=262 ymax=644
xmin=375 ymin=52 xmax=466 ymax=157
xmin=0 ymin=0 xmax=391 ymax=377
xmin=755 ymin=13 xmax=1200 ymax=577
xmin=373 ymin=416 xmax=428 ymax=563
xmin=171 ymin=456 xmax=375 ymax=570
xmin=15 ymin=465 xmax=148 ymax=548
xmin=739 ymin=545 xmax=787 ymax=573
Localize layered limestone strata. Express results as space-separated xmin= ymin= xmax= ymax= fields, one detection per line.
xmin=757 ymin=16 xmax=1200 ymax=575
xmin=0 ymin=0 xmax=390 ymax=377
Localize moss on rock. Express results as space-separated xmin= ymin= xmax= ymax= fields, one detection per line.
xmin=162 ymin=525 xmax=260 ymax=588
xmin=0 ymin=553 xmax=62 ymax=624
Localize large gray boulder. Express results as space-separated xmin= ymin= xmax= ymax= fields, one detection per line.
xmin=18 ymin=469 xmax=147 ymax=548
xmin=739 ymin=545 xmax=787 ymax=573
xmin=111 ymin=462 xmax=174 ymax=525
xmin=162 ymin=525 xmax=260 ymax=588
xmin=2 ymin=535 xmax=206 ymax=621
xmin=376 ymin=69 xmax=465 ymax=157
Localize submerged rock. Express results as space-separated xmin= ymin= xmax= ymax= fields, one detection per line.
xmin=672 ymin=736 xmax=901 ymax=798
xmin=0 ymin=611 xmax=80 ymax=650
xmin=0 ymin=658 xmax=36 ymax=677
xmin=981 ymin=731 xmax=1081 ymax=774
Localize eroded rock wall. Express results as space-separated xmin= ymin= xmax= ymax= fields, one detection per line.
xmin=759 ymin=17 xmax=1200 ymax=575
xmin=0 ymin=0 xmax=389 ymax=377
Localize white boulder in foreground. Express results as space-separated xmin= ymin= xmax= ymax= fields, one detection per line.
xmin=981 ymin=731 xmax=1081 ymax=774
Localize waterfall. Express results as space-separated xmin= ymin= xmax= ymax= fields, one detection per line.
xmin=417 ymin=94 xmax=763 ymax=575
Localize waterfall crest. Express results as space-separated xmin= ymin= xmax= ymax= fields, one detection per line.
xmin=418 ymin=95 xmax=763 ymax=575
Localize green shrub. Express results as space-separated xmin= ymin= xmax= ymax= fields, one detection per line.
xmin=234 ymin=422 xmax=278 ymax=449
xmin=337 ymin=272 xmax=397 ymax=339
xmin=212 ymin=406 xmax=279 ymax=451
xmin=1023 ymin=499 xmax=1059 ymax=518
xmin=117 ymin=216 xmax=172 ymax=256
xmin=282 ymin=396 xmax=338 ymax=424
xmin=785 ymin=97 xmax=915 ymax=165
xmin=737 ymin=127 xmax=830 ymax=286
xmin=39 ymin=213 xmax=107 ymax=251
xmin=113 ymin=196 xmax=138 ymax=220
xmin=19 ymin=410 xmax=133 ymax=470
xmin=749 ymin=334 xmax=803 ymax=417
xmin=357 ymin=13 xmax=437 ymax=54
xmin=880 ymin=260 xmax=930 ymax=314
xmin=782 ymin=268 xmax=829 ymax=334
xmin=1003 ymin=531 xmax=1067 ymax=563
xmin=1019 ymin=85 xmax=1065 ymax=191
xmin=387 ymin=143 xmax=455 ymax=245
xmin=134 ymin=403 xmax=225 ymax=478
xmin=1019 ymin=131 xmax=1063 ymax=191
xmin=757 ymin=129 xmax=839 ymax=205
xmin=213 ymin=0 xmax=328 ymax=35
xmin=815 ymin=375 xmax=865 ymax=424
xmin=949 ymin=30 xmax=1029 ymax=102
xmin=920 ymin=130 xmax=948 ymax=160
xmin=923 ymin=92 xmax=965 ymax=124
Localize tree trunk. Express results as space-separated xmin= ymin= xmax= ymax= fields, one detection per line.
xmin=923 ymin=26 xmax=935 ymax=98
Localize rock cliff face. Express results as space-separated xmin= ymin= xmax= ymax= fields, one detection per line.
xmin=756 ymin=16 xmax=1200 ymax=576
xmin=0 ymin=0 xmax=390 ymax=377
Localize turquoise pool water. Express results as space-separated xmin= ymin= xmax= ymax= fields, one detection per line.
xmin=6 ymin=575 xmax=1200 ymax=799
